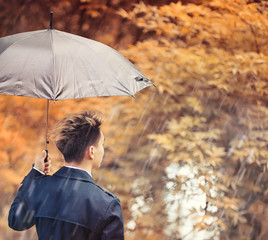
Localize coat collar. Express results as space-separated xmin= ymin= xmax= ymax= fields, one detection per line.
xmin=53 ymin=166 xmax=95 ymax=184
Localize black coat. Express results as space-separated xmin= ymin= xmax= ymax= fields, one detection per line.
xmin=8 ymin=167 xmax=124 ymax=240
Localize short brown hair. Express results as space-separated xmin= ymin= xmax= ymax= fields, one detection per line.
xmin=50 ymin=110 xmax=103 ymax=163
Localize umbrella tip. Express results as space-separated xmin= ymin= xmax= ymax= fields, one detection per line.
xmin=49 ymin=11 xmax=53 ymax=29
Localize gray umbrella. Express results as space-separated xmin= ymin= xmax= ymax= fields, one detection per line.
xmin=0 ymin=12 xmax=154 ymax=151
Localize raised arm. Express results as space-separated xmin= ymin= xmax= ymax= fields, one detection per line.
xmin=8 ymin=151 xmax=51 ymax=231
xmin=8 ymin=175 xmax=36 ymax=230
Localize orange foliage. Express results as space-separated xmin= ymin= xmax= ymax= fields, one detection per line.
xmin=1 ymin=0 xmax=268 ymax=240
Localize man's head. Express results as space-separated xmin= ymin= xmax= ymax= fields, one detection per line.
xmin=50 ymin=110 xmax=103 ymax=164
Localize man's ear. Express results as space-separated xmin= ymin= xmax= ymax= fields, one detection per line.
xmin=87 ymin=146 xmax=94 ymax=159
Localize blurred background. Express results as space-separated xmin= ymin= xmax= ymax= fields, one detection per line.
xmin=0 ymin=0 xmax=268 ymax=239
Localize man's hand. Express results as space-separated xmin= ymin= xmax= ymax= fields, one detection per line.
xmin=34 ymin=150 xmax=51 ymax=174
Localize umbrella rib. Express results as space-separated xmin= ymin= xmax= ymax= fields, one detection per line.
xmin=72 ymin=49 xmax=79 ymax=99
xmin=33 ymin=72 xmax=42 ymax=98
xmin=62 ymin=32 xmax=102 ymax=97
xmin=80 ymin=57 xmax=99 ymax=97
xmin=50 ymin=30 xmax=55 ymax=100
xmin=0 ymin=30 xmax=45 ymax=57
xmin=63 ymin=32 xmax=133 ymax=96
xmin=56 ymin=31 xmax=91 ymax=99
xmin=55 ymin=30 xmax=155 ymax=98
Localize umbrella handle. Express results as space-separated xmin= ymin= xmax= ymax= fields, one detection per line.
xmin=44 ymin=149 xmax=48 ymax=163
xmin=44 ymin=99 xmax=49 ymax=163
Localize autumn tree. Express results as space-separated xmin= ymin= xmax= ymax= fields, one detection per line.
xmin=119 ymin=0 xmax=268 ymax=239
xmin=1 ymin=0 xmax=268 ymax=240
xmin=0 ymin=1 xmax=170 ymax=239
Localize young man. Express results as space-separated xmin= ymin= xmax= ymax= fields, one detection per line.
xmin=8 ymin=110 xmax=124 ymax=240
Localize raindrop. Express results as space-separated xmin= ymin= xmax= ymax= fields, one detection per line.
xmin=162 ymin=94 xmax=170 ymax=106
xmin=28 ymin=182 xmax=36 ymax=197
xmin=238 ymin=168 xmax=246 ymax=182
xmin=71 ymin=224 xmax=79 ymax=237
xmin=255 ymin=173 xmax=263 ymax=185
xmin=246 ymin=149 xmax=255 ymax=164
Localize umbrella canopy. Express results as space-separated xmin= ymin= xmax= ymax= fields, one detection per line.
xmin=0 ymin=29 xmax=153 ymax=101
xmin=0 ymin=14 xmax=155 ymax=153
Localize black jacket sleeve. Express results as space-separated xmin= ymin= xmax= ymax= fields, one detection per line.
xmin=101 ymin=198 xmax=124 ymax=240
xmin=8 ymin=168 xmax=43 ymax=231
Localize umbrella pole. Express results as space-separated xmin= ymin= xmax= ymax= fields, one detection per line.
xmin=44 ymin=12 xmax=52 ymax=164
xmin=44 ymin=99 xmax=49 ymax=162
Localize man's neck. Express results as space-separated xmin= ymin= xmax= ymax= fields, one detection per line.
xmin=65 ymin=161 xmax=93 ymax=177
